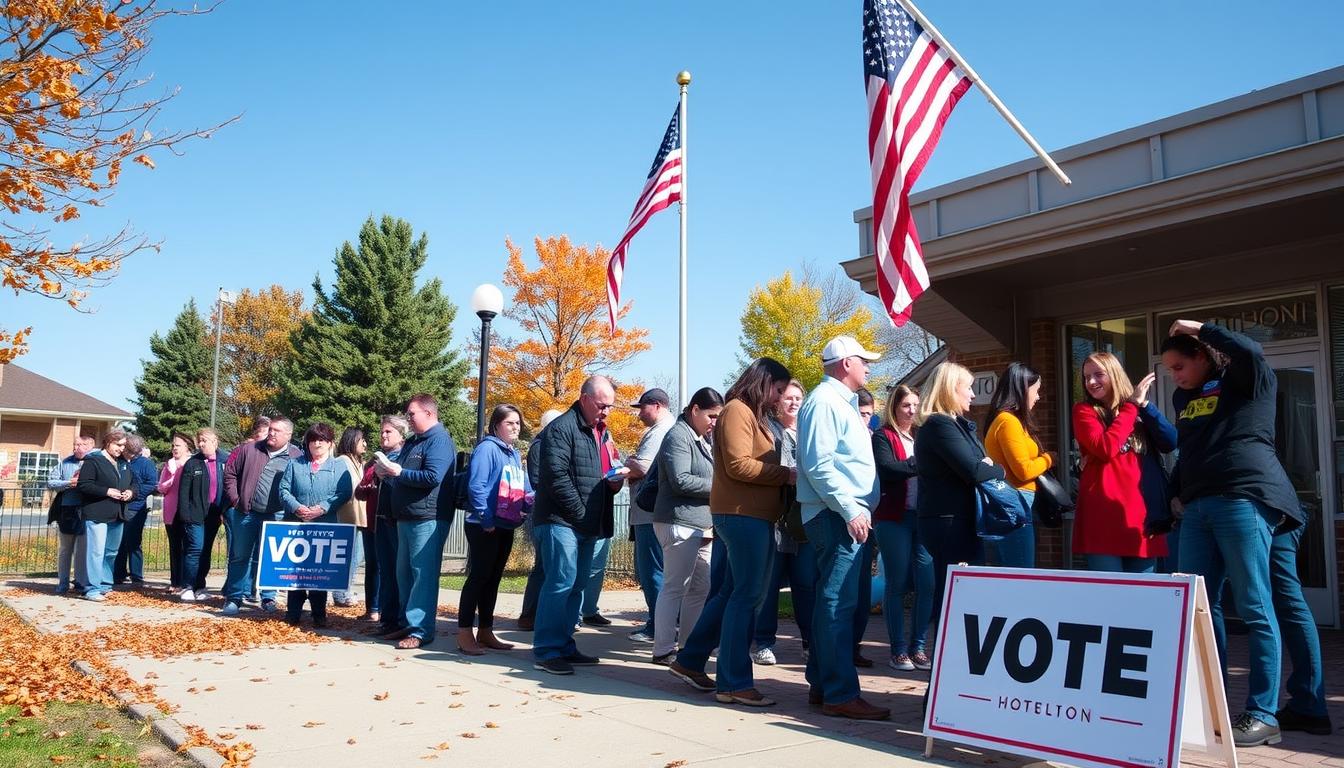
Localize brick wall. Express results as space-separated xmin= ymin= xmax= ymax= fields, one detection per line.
xmin=946 ymin=320 xmax=1068 ymax=568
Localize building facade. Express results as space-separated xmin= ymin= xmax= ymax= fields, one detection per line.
xmin=844 ymin=66 xmax=1344 ymax=627
xmin=0 ymin=364 xmax=131 ymax=504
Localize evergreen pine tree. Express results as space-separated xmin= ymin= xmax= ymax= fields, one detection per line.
xmin=133 ymin=300 xmax=214 ymax=456
xmin=275 ymin=215 xmax=472 ymax=444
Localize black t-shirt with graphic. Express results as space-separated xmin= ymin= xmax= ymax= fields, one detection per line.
xmin=1170 ymin=324 xmax=1301 ymax=533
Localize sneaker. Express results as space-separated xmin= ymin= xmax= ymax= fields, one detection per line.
xmin=750 ymin=646 xmax=777 ymax=665
xmin=889 ymin=653 xmax=916 ymax=671
xmin=534 ymin=657 xmax=574 ymax=675
xmin=629 ymin=630 xmax=655 ymax=644
xmin=1276 ymin=708 xmax=1333 ymax=735
xmin=83 ymin=592 xmax=107 ymax=602
xmin=193 ymin=589 xmax=210 ymax=601
xmin=581 ymin=613 xmax=612 ymax=627
xmin=911 ymin=650 xmax=932 ymax=670
xmin=1231 ymin=712 xmax=1282 ymax=747
xmin=179 ymin=589 xmax=196 ymax=602
xmin=668 ymin=661 xmax=715 ymax=692
xmin=221 ymin=601 xmax=241 ymax=616
xmin=243 ymin=595 xmax=260 ymax=605
xmin=260 ymin=598 xmax=279 ymax=613
xmin=650 ymin=652 xmax=675 ymax=667
xmin=564 ymin=652 xmax=600 ymax=666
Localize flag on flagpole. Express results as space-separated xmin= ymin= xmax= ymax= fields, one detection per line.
xmin=606 ymin=106 xmax=683 ymax=333
xmin=864 ymin=0 xmax=972 ymax=326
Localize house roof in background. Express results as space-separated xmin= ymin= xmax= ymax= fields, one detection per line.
xmin=0 ymin=364 xmax=131 ymax=419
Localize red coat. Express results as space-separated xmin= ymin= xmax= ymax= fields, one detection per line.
xmin=1071 ymin=402 xmax=1167 ymax=558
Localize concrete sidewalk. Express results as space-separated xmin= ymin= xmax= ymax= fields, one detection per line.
xmin=3 ymin=579 xmax=952 ymax=768
xmin=5 ymin=577 xmax=1340 ymax=768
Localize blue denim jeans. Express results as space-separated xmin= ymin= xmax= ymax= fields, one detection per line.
xmin=180 ymin=521 xmax=204 ymax=592
xmin=194 ymin=513 xmax=222 ymax=590
xmin=223 ymin=508 xmax=279 ymax=603
xmin=1269 ymin=520 xmax=1327 ymax=718
xmin=97 ymin=520 xmax=123 ymax=595
xmin=375 ymin=519 xmax=401 ymax=630
xmin=704 ymin=515 xmax=773 ymax=693
xmin=1086 ymin=554 xmax=1156 ymax=573
xmin=82 ymin=520 xmax=119 ymax=597
xmin=991 ymin=492 xmax=1035 ymax=568
xmin=114 ymin=507 xmax=148 ymax=583
xmin=632 ymin=523 xmax=663 ymax=634
xmin=1180 ymin=496 xmax=1280 ymax=724
xmin=804 ymin=510 xmax=865 ymax=705
xmin=519 ymin=551 xmax=543 ymax=622
xmin=755 ymin=547 xmax=817 ymax=650
xmin=532 ymin=523 xmax=596 ymax=660
xmin=580 ymin=536 xmax=610 ymax=618
xmin=397 ymin=518 xmax=449 ymax=643
xmin=875 ymin=514 xmax=933 ymax=655
xmin=707 ymin=535 xmax=728 ymax=599
xmin=852 ymin=537 xmax=876 ymax=650
xmin=678 ymin=536 xmax=735 ymax=673
xmin=333 ymin=530 xmax=364 ymax=604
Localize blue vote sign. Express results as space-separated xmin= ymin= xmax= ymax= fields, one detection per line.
xmin=256 ymin=521 xmax=357 ymax=592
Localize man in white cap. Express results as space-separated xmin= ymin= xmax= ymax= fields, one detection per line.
xmin=796 ymin=334 xmax=889 ymax=721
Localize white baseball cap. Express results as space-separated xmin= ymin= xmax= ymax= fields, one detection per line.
xmin=821 ymin=335 xmax=881 ymax=365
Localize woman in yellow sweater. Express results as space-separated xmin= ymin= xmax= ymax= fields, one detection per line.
xmin=982 ymin=362 xmax=1052 ymax=568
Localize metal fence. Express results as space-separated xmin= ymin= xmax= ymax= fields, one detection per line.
xmin=0 ymin=483 xmax=635 ymax=577
xmin=0 ymin=483 xmax=229 ymax=576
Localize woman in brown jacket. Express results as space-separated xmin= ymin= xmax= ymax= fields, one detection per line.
xmin=669 ymin=357 xmax=795 ymax=707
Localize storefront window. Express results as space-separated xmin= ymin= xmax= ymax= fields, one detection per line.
xmin=1065 ymin=317 xmax=1149 ymax=405
xmin=1330 ymin=285 xmax=1344 ymax=437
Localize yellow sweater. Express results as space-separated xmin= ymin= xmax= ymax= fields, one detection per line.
xmin=984 ymin=411 xmax=1052 ymax=491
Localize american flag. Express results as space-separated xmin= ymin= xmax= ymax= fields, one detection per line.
xmin=606 ymin=106 xmax=682 ymax=332
xmin=865 ymin=0 xmax=971 ymax=326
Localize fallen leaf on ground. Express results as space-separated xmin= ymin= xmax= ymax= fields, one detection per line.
xmin=448 ymin=703 xmax=463 ymax=709
xmin=373 ymin=691 xmax=389 ymax=700
xmin=347 ymin=738 xmax=357 ymax=745
xmin=665 ymin=761 xmax=688 ymax=768
xmin=430 ymin=742 xmax=451 ymax=751
xmin=460 ymin=732 xmax=478 ymax=739
xmin=302 ymin=721 xmax=325 ymax=728
xmin=484 ymin=721 xmax=499 ymax=728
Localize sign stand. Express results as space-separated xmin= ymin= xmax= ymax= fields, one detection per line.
xmin=921 ymin=568 xmax=1237 ymax=768
xmin=1176 ymin=576 xmax=1238 ymax=768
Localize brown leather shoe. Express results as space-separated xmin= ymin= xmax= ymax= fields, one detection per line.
xmin=808 ymin=687 xmax=823 ymax=707
xmin=822 ymin=696 xmax=890 ymax=721
xmin=853 ymin=652 xmax=875 ymax=668
xmin=668 ymin=661 xmax=715 ymax=692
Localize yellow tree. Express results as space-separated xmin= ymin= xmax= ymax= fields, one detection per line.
xmin=737 ymin=269 xmax=877 ymax=391
xmin=474 ymin=236 xmax=651 ymax=451
xmin=0 ymin=2 xmax=231 ymax=361
xmin=208 ymin=286 xmax=308 ymax=443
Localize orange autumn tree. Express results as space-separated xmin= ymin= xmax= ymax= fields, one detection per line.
xmin=209 ymin=285 xmax=309 ymax=444
xmin=474 ymin=236 xmax=651 ymax=452
xmin=0 ymin=2 xmax=231 ymax=361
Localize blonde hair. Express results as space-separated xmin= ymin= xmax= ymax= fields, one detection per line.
xmin=195 ymin=427 xmax=218 ymax=441
xmin=917 ymin=362 xmax=973 ymax=424
xmin=1082 ymin=352 xmax=1145 ymax=453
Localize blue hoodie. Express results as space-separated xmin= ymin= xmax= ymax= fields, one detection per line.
xmin=465 ymin=435 xmax=531 ymax=530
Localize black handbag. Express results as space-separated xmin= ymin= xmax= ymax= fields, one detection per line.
xmin=1032 ymin=471 xmax=1073 ymax=529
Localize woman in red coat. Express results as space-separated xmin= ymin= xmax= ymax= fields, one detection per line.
xmin=1072 ymin=352 xmax=1176 ymax=572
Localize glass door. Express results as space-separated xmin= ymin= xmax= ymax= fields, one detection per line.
xmin=1266 ymin=351 xmax=1337 ymax=626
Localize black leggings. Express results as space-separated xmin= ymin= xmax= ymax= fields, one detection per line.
xmin=287 ymin=589 xmax=327 ymax=619
xmin=917 ymin=515 xmax=983 ymax=628
xmin=458 ymin=525 xmax=515 ymax=630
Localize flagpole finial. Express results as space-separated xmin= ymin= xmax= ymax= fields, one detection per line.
xmin=676 ymin=70 xmax=691 ymax=86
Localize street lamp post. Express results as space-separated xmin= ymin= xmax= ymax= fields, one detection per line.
xmin=470 ymin=284 xmax=504 ymax=444
xmin=210 ymin=288 xmax=237 ymax=429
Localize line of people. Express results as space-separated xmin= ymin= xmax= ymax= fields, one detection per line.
xmin=45 ymin=322 xmax=1329 ymax=743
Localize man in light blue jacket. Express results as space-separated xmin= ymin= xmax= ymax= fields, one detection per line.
xmin=797 ymin=335 xmax=888 ymax=722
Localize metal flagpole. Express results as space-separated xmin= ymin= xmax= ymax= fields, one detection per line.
xmin=676 ymin=70 xmax=691 ymax=410
xmin=898 ymin=0 xmax=1072 ymax=187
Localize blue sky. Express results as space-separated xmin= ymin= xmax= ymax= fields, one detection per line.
xmin=3 ymin=1 xmax=1342 ymax=414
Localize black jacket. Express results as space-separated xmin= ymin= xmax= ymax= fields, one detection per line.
xmin=176 ymin=450 xmax=229 ymax=525
xmin=1170 ymin=324 xmax=1303 ymax=533
xmin=914 ymin=413 xmax=1004 ymax=522
xmin=77 ymin=451 xmax=134 ymax=523
xmin=531 ymin=402 xmax=618 ymax=538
